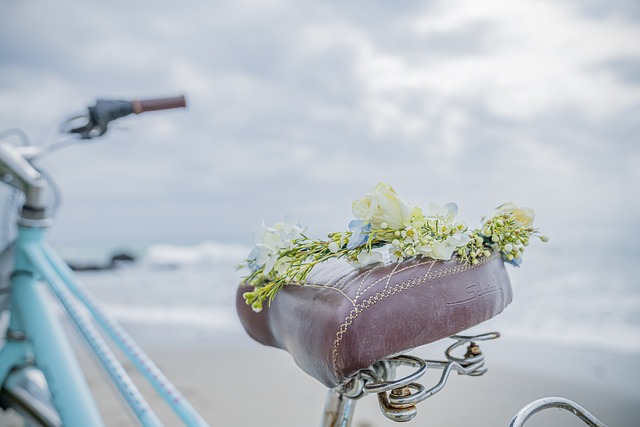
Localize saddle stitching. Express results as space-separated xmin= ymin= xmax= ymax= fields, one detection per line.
xmin=302 ymin=283 xmax=356 ymax=306
xmin=383 ymin=262 xmax=402 ymax=293
xmin=356 ymin=259 xmax=434 ymax=298
xmin=354 ymin=266 xmax=377 ymax=301
xmin=330 ymin=255 xmax=493 ymax=383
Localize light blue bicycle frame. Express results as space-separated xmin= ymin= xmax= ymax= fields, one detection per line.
xmin=0 ymin=224 xmax=211 ymax=426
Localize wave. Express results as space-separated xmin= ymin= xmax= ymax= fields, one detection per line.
xmin=101 ymin=303 xmax=239 ymax=329
xmin=70 ymin=239 xmax=640 ymax=355
xmin=142 ymin=241 xmax=250 ymax=268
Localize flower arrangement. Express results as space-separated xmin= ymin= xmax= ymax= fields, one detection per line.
xmin=242 ymin=183 xmax=547 ymax=312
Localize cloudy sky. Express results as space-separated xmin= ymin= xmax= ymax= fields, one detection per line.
xmin=1 ymin=0 xmax=639 ymax=248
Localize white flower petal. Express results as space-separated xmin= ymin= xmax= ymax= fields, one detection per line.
xmin=357 ymin=251 xmax=383 ymax=266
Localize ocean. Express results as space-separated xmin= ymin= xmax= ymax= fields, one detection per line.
xmin=58 ymin=231 xmax=640 ymax=356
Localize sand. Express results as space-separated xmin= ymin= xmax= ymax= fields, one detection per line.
xmin=1 ymin=325 xmax=638 ymax=427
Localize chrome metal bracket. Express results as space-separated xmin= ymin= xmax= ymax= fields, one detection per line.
xmin=322 ymin=333 xmax=608 ymax=427
xmin=323 ymin=332 xmax=500 ymax=426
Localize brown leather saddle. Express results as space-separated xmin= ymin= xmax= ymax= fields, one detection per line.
xmin=236 ymin=252 xmax=512 ymax=388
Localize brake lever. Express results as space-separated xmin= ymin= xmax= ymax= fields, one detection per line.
xmin=66 ymin=100 xmax=135 ymax=139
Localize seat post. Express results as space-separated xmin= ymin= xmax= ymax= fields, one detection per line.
xmin=321 ymin=389 xmax=356 ymax=427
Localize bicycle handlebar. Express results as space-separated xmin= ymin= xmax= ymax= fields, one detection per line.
xmin=132 ymin=96 xmax=186 ymax=114
xmin=68 ymin=95 xmax=187 ymax=139
xmin=0 ymin=95 xmax=187 ymax=221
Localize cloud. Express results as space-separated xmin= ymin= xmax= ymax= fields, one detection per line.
xmin=1 ymin=0 xmax=638 ymax=246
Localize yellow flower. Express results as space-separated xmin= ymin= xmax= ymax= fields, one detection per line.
xmin=490 ymin=202 xmax=535 ymax=227
xmin=352 ymin=183 xmax=413 ymax=229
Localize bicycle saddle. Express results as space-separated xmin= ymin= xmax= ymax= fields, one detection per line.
xmin=236 ymin=252 xmax=512 ymax=388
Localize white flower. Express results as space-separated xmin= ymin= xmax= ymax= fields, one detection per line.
xmin=429 ymin=234 xmax=469 ymax=260
xmin=389 ymin=246 xmax=405 ymax=263
xmin=352 ymin=183 xmax=413 ymax=230
xmin=247 ymin=216 xmax=305 ymax=275
xmin=356 ymin=250 xmax=383 ymax=266
xmin=273 ymin=215 xmax=306 ymax=241
xmin=427 ymin=202 xmax=467 ymax=233
xmin=273 ymin=256 xmax=292 ymax=276
xmin=248 ymin=226 xmax=280 ymax=274
xmin=414 ymin=243 xmax=434 ymax=257
xmin=351 ymin=191 xmax=379 ymax=224
xmin=429 ymin=202 xmax=458 ymax=225
xmin=415 ymin=232 xmax=470 ymax=260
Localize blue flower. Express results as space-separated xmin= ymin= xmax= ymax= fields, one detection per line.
xmin=347 ymin=220 xmax=372 ymax=249
xmin=503 ymin=254 xmax=522 ymax=267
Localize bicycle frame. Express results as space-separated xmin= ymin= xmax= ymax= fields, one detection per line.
xmin=0 ymin=223 xmax=211 ymax=426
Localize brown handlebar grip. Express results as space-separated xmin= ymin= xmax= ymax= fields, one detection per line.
xmin=132 ymin=96 xmax=187 ymax=114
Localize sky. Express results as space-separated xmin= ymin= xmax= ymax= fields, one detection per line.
xmin=1 ymin=0 xmax=639 ymax=249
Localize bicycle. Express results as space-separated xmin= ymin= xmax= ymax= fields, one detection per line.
xmin=0 ymin=96 xmax=212 ymax=426
xmin=0 ymin=97 xmax=608 ymax=427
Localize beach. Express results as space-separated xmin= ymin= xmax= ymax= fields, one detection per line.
xmin=80 ymin=332 xmax=638 ymax=427
xmin=3 ymin=323 xmax=637 ymax=427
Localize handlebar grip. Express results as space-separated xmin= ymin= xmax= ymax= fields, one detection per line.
xmin=132 ymin=96 xmax=187 ymax=114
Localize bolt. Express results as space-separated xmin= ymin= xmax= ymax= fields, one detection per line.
xmin=390 ymin=386 xmax=411 ymax=398
xmin=465 ymin=342 xmax=482 ymax=358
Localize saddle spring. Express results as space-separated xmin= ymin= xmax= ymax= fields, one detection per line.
xmin=324 ymin=332 xmax=608 ymax=427
xmin=335 ymin=332 xmax=500 ymax=422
